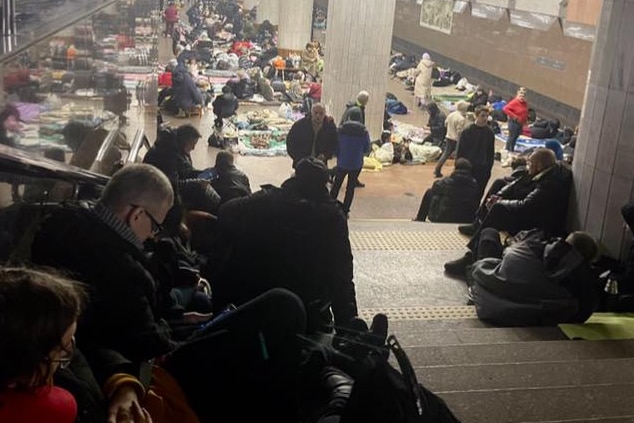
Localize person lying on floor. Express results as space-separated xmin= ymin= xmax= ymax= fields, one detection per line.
xmin=413 ymin=158 xmax=479 ymax=223
xmin=468 ymin=228 xmax=600 ymax=327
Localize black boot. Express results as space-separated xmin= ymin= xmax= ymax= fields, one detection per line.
xmin=444 ymin=251 xmax=474 ymax=276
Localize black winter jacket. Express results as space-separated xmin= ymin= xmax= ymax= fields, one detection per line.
xmin=211 ymin=165 xmax=251 ymax=204
xmin=428 ymin=169 xmax=480 ymax=223
xmin=497 ymin=163 xmax=572 ymax=237
xmin=456 ymin=123 xmax=495 ymax=170
xmin=208 ymin=178 xmax=357 ymax=333
xmin=212 ymin=92 xmax=239 ymax=118
xmin=31 ymin=203 xmax=180 ymax=363
xmin=286 ymin=116 xmax=338 ymax=168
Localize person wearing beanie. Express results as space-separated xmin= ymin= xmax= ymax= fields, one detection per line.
xmin=210 ymin=156 xmax=358 ymax=333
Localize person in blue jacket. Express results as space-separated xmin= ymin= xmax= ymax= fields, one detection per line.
xmin=330 ymin=108 xmax=370 ymax=215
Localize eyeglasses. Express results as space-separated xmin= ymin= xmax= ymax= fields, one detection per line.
xmin=130 ymin=204 xmax=164 ymax=235
xmin=46 ymin=336 xmax=75 ymax=370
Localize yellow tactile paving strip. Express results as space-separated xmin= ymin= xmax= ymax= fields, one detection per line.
xmin=359 ymin=306 xmax=477 ymax=321
xmin=350 ymin=231 xmax=467 ymax=251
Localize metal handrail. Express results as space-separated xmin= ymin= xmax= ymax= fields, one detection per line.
xmin=127 ymin=129 xmax=150 ymax=164
xmin=93 ymin=128 xmax=119 ymax=164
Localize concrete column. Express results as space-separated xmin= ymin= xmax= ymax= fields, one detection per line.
xmin=277 ymin=0 xmax=313 ymax=56
xmin=256 ymin=0 xmax=279 ymax=25
xmin=321 ymin=0 xmax=396 ymax=139
xmin=242 ymin=0 xmax=259 ymax=10
xmin=571 ymin=0 xmax=634 ymax=258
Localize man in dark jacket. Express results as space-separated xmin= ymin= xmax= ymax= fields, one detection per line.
xmin=470 ymin=228 xmax=599 ymax=326
xmin=31 ymin=164 xmax=309 ymax=423
xmin=413 ymin=158 xmax=479 ymax=223
xmin=339 ymin=90 xmax=369 ymax=125
xmin=208 ymin=157 xmax=358 ymax=333
xmin=455 ymin=105 xmax=495 ymax=200
xmin=144 ymin=124 xmax=220 ymax=215
xmin=212 ymin=85 xmax=239 ymax=128
xmin=211 ymin=150 xmax=251 ymax=203
xmin=445 ymin=148 xmax=573 ymax=276
xmin=459 ymin=157 xmax=530 ymax=236
xmin=286 ymin=103 xmax=338 ymax=169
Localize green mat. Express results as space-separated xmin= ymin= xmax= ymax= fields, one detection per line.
xmin=432 ymin=94 xmax=469 ymax=103
xmin=559 ymin=313 xmax=634 ymax=340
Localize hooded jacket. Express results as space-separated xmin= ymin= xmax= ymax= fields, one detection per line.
xmin=171 ymin=60 xmax=203 ymax=111
xmin=336 ymin=121 xmax=370 ymax=170
xmin=427 ymin=169 xmax=480 ymax=223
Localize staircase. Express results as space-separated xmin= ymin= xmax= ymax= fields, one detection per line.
xmin=384 ymin=315 xmax=634 ymax=423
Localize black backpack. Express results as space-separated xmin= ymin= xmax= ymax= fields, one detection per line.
xmin=340 ymin=335 xmax=461 ymax=423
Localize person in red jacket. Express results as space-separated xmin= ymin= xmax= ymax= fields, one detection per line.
xmin=503 ymin=87 xmax=529 ymax=154
xmin=164 ymin=2 xmax=179 ymax=36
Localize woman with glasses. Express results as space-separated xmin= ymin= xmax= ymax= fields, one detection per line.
xmin=0 ymin=267 xmax=84 ymax=423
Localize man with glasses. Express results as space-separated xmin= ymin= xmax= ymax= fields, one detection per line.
xmin=455 ymin=105 xmax=496 ymax=201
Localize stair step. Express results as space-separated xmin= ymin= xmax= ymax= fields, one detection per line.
xmin=394 ymin=326 xmax=566 ymax=347
xmin=403 ymin=340 xmax=634 ymax=366
xmin=417 ymin=358 xmax=634 ymax=392
xmin=386 ymin=317 xmax=490 ymax=333
xmin=440 ymin=384 xmax=634 ymax=423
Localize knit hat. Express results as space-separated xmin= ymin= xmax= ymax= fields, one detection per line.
xmin=422 ymin=53 xmax=431 ymax=60
xmin=295 ymin=157 xmax=329 ymax=187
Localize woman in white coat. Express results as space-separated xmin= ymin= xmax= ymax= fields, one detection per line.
xmin=414 ymin=53 xmax=434 ymax=109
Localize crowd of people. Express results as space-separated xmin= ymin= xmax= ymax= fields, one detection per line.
xmin=157 ymin=0 xmax=325 ymax=121
xmin=3 ymin=1 xmax=634 ymax=422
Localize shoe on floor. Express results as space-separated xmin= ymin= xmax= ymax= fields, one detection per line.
xmin=458 ymin=222 xmax=479 ymax=236
xmin=444 ymin=251 xmax=473 ymax=276
xmin=355 ymin=180 xmax=365 ymax=188
xmin=434 ymin=172 xmax=443 ymax=178
xmin=174 ymin=109 xmax=188 ymax=118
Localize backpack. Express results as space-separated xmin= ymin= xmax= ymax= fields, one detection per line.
xmin=340 ymin=335 xmax=461 ymax=423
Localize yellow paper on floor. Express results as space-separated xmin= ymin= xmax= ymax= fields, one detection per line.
xmin=559 ymin=313 xmax=634 ymax=340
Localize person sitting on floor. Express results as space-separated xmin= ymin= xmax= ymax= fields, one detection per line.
xmin=460 ymin=157 xmax=530 ymax=236
xmin=212 ymin=85 xmax=239 ymax=129
xmin=144 ymin=124 xmax=221 ymax=215
xmin=413 ymin=158 xmax=479 ymax=223
xmin=211 ymin=150 xmax=251 ymax=204
xmin=445 ymin=148 xmax=573 ymax=276
xmin=469 ymin=228 xmax=600 ymax=327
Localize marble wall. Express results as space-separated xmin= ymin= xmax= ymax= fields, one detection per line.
xmin=256 ymin=0 xmax=279 ymax=25
xmin=571 ymin=0 xmax=634 ymax=258
xmin=321 ymin=0 xmax=397 ymax=139
xmin=278 ymin=0 xmax=313 ymax=52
